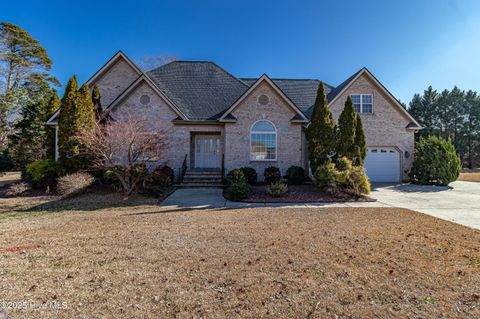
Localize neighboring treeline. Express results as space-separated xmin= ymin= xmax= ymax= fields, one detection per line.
xmin=0 ymin=22 xmax=98 ymax=172
xmin=0 ymin=22 xmax=59 ymax=167
xmin=408 ymin=86 xmax=480 ymax=169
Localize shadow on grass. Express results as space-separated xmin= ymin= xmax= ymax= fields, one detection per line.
xmin=23 ymin=192 xmax=161 ymax=213
xmin=371 ymin=183 xmax=453 ymax=193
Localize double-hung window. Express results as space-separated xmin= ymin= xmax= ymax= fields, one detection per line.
xmin=351 ymin=94 xmax=373 ymax=113
xmin=250 ymin=120 xmax=277 ymax=161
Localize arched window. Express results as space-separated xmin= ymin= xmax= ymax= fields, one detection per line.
xmin=250 ymin=120 xmax=277 ymax=160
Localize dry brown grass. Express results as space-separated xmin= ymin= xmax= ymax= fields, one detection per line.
xmin=459 ymin=169 xmax=480 ymax=182
xmin=0 ymin=194 xmax=479 ymax=318
xmin=0 ymin=171 xmax=21 ymax=187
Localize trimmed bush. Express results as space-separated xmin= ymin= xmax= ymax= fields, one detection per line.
xmin=142 ymin=165 xmax=175 ymax=196
xmin=344 ymin=166 xmax=371 ymax=197
xmin=264 ymin=166 xmax=281 ymax=184
xmin=286 ymin=166 xmax=306 ymax=185
xmin=0 ymin=152 xmax=14 ymax=174
xmin=240 ymin=167 xmax=257 ymax=185
xmin=227 ymin=182 xmax=252 ymax=201
xmin=24 ymin=160 xmax=59 ymax=189
xmin=226 ymin=169 xmax=247 ymax=186
xmin=409 ymin=136 xmax=461 ymax=186
xmin=266 ymin=182 xmax=288 ymax=197
xmin=5 ymin=182 xmax=30 ymax=197
xmin=314 ymin=162 xmax=338 ymax=193
xmin=57 ymin=172 xmax=95 ymax=197
xmin=225 ymin=168 xmax=251 ymax=200
xmin=150 ymin=165 xmax=174 ymax=187
xmin=336 ymin=156 xmax=353 ymax=172
xmin=314 ymin=158 xmax=370 ymax=197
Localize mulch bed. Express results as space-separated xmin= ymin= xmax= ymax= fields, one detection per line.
xmin=243 ymin=183 xmax=373 ymax=203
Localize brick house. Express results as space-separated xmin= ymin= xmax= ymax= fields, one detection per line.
xmin=47 ymin=51 xmax=421 ymax=183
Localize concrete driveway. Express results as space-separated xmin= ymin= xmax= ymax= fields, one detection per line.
xmin=370 ymin=181 xmax=480 ymax=229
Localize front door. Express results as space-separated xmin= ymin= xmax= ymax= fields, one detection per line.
xmin=195 ymin=135 xmax=221 ymax=168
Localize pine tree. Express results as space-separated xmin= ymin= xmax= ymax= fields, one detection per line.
xmin=336 ymin=96 xmax=356 ymax=160
xmin=353 ymin=114 xmax=366 ymax=166
xmin=45 ymin=90 xmax=60 ymax=159
xmin=306 ymin=82 xmax=336 ymax=173
xmin=58 ymin=75 xmax=79 ymax=171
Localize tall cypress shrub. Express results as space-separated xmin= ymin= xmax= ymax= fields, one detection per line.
xmin=45 ymin=90 xmax=60 ymax=160
xmin=92 ymin=84 xmax=102 ymax=118
xmin=306 ymin=82 xmax=336 ymax=173
xmin=336 ymin=96 xmax=356 ymax=160
xmin=58 ymin=76 xmax=79 ymax=172
xmin=353 ymin=114 xmax=366 ymax=166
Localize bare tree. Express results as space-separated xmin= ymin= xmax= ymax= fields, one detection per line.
xmin=137 ymin=55 xmax=177 ymax=71
xmin=78 ymin=112 xmax=169 ymax=196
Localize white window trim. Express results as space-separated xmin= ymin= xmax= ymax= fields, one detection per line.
xmin=250 ymin=120 xmax=277 ymax=162
xmin=351 ymin=94 xmax=374 ymax=114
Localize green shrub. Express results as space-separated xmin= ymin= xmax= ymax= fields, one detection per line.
xmin=226 ymin=182 xmax=251 ymax=200
xmin=409 ymin=136 xmax=461 ymax=186
xmin=24 ymin=160 xmax=59 ymax=189
xmin=142 ymin=165 xmax=175 ymax=196
xmin=286 ymin=166 xmax=306 ymax=184
xmin=57 ymin=172 xmax=95 ymax=197
xmin=266 ymin=182 xmax=288 ymax=197
xmin=226 ymin=169 xmax=247 ymax=186
xmin=314 ymin=162 xmax=337 ymax=192
xmin=150 ymin=165 xmax=174 ymax=187
xmin=103 ymin=169 xmax=121 ymax=189
xmin=336 ymin=156 xmax=353 ymax=171
xmin=264 ymin=166 xmax=281 ymax=184
xmin=314 ymin=159 xmax=370 ymax=197
xmin=0 ymin=152 xmax=15 ymax=174
xmin=240 ymin=167 xmax=257 ymax=185
xmin=343 ymin=166 xmax=371 ymax=197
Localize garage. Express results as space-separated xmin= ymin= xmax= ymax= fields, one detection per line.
xmin=364 ymin=147 xmax=401 ymax=182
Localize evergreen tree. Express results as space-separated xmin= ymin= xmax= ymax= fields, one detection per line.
xmin=92 ymin=84 xmax=102 ymax=118
xmin=353 ymin=114 xmax=366 ymax=166
xmin=76 ymin=83 xmax=95 ymax=131
xmin=45 ymin=90 xmax=60 ymax=159
xmin=336 ymin=96 xmax=356 ymax=160
xmin=7 ymin=76 xmax=54 ymax=167
xmin=306 ymin=82 xmax=336 ymax=173
xmin=58 ymin=76 xmax=79 ymax=172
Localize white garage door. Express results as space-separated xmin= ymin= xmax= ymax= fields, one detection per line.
xmin=364 ymin=147 xmax=401 ymax=182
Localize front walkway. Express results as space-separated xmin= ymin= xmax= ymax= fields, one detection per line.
xmin=160 ymin=188 xmax=389 ymax=209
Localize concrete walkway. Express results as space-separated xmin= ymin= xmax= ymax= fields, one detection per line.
xmin=161 ymin=181 xmax=480 ymax=229
xmin=160 ymin=188 xmax=389 ymax=210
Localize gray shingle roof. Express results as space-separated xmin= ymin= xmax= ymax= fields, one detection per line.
xmin=241 ymin=78 xmax=334 ymax=119
xmin=147 ymin=61 xmax=248 ymax=120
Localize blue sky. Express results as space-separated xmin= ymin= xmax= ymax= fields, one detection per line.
xmin=3 ymin=0 xmax=480 ymax=103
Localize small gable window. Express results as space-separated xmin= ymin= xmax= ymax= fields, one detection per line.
xmin=250 ymin=120 xmax=276 ymax=161
xmin=351 ymin=94 xmax=373 ymax=113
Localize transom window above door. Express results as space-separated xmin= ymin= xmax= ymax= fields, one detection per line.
xmin=250 ymin=120 xmax=276 ymax=161
xmin=351 ymin=94 xmax=373 ymax=113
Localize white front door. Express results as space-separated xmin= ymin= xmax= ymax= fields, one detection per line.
xmin=364 ymin=147 xmax=401 ymax=182
xmin=195 ymin=135 xmax=221 ymax=168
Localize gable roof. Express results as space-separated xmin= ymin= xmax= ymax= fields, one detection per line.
xmin=102 ymin=74 xmax=188 ymax=119
xmin=86 ymin=51 xmax=143 ymax=87
xmin=327 ymin=67 xmax=422 ymax=128
xmin=147 ymin=61 xmax=249 ymax=120
xmin=219 ymin=74 xmax=309 ymax=122
xmin=240 ymin=78 xmax=334 ymax=118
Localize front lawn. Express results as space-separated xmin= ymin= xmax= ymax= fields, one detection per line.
xmin=0 ymin=194 xmax=479 ymax=318
xmin=459 ymin=169 xmax=480 ymax=182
